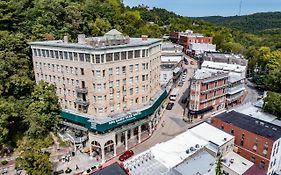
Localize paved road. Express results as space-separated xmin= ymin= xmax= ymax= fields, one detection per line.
xmin=243 ymin=80 xmax=263 ymax=104
xmin=131 ymin=55 xmax=199 ymax=155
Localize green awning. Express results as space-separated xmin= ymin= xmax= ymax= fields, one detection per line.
xmin=60 ymin=90 xmax=168 ymax=133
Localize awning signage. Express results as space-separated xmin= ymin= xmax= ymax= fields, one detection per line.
xmin=60 ymin=90 xmax=167 ymax=133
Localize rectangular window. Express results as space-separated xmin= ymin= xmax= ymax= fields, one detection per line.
xmin=116 ymin=67 xmax=120 ymax=75
xmin=73 ymin=52 xmax=78 ymax=61
xmin=259 ymin=160 xmax=265 ymax=170
xmin=142 ymin=49 xmax=146 ymax=57
xmin=134 ymin=50 xmax=140 ymax=58
xmin=116 ymin=80 xmax=120 ymax=87
xmin=97 ymin=96 xmax=102 ymax=104
xmin=128 ymin=51 xmax=133 ymax=59
xmin=69 ymin=52 xmax=73 ymax=60
xmin=100 ymin=54 xmax=104 ymax=63
xmin=135 ymin=64 xmax=139 ymax=71
xmin=130 ymin=88 xmax=133 ymax=95
xmin=129 ymin=77 xmax=133 ymax=84
xmin=106 ymin=53 xmax=113 ymax=62
xmin=59 ymin=51 xmax=63 ymax=59
xmin=97 ymin=84 xmax=102 ymax=92
xmin=121 ymin=52 xmax=126 ymax=60
xmin=122 ymin=66 xmax=126 ymax=74
xmin=63 ymin=51 xmax=68 ymax=60
xmin=46 ymin=50 xmax=50 ymax=57
xmin=114 ymin=52 xmax=120 ymax=61
xmin=142 ymin=75 xmax=145 ymax=81
xmin=55 ymin=51 xmax=59 ymax=59
xmin=129 ymin=65 xmax=133 ymax=72
xmin=96 ymin=54 xmax=100 ymax=63
xmin=42 ymin=50 xmax=46 ymax=57
xmin=50 ymin=50 xmax=54 ymax=58
xmin=33 ymin=49 xmax=37 ymax=56
xmin=142 ymin=63 xmax=146 ymax=70
xmin=109 ymin=81 xmax=113 ymax=88
xmin=85 ymin=54 xmax=90 ymax=62
xmin=79 ymin=53 xmax=85 ymax=62
xmin=96 ymin=70 xmax=101 ymax=77
xmin=135 ymin=76 xmax=139 ymax=82
xmin=135 ymin=87 xmax=139 ymax=93
xmin=109 ymin=68 xmax=113 ymax=76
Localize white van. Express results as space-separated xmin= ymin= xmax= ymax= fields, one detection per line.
xmin=169 ymin=88 xmax=179 ymax=101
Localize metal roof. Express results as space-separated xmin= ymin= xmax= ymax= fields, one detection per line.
xmin=215 ymin=111 xmax=281 ymax=141
xmin=92 ymin=162 xmax=128 ymax=175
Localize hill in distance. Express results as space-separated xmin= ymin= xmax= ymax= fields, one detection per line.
xmin=193 ymin=12 xmax=281 ymax=34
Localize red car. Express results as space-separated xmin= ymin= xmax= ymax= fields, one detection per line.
xmin=119 ymin=150 xmax=134 ymax=161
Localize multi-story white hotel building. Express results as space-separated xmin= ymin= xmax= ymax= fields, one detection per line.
xmin=29 ymin=29 xmax=167 ymax=163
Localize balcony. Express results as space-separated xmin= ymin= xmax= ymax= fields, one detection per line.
xmin=227 ymin=92 xmax=244 ymax=103
xmin=227 ymin=84 xmax=245 ymax=95
xmin=75 ymin=86 xmax=88 ymax=94
xmin=75 ymin=99 xmax=89 ymax=106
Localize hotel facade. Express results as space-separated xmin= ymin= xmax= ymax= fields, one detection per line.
xmin=29 ymin=30 xmax=167 ymax=163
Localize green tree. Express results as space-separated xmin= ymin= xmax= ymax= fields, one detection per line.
xmin=216 ymin=156 xmax=222 ymax=175
xmin=89 ymin=17 xmax=112 ymax=36
xmin=263 ymin=91 xmax=281 ymax=119
xmin=25 ymin=81 xmax=61 ymax=138
xmin=16 ymin=137 xmax=53 ymax=175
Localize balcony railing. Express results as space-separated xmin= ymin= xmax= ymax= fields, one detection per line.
xmin=227 ymin=84 xmax=245 ymax=95
xmin=227 ymin=92 xmax=244 ymax=102
xmin=75 ymin=86 xmax=88 ymax=94
xmin=75 ymin=99 xmax=89 ymax=106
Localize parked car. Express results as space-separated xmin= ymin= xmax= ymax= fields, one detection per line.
xmin=119 ymin=150 xmax=134 ymax=161
xmin=178 ymin=81 xmax=184 ymax=87
xmin=181 ymin=97 xmax=188 ymax=104
xmin=166 ymin=102 xmax=175 ymax=110
xmin=53 ymin=169 xmax=64 ymax=175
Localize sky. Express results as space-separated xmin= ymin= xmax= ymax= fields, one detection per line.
xmin=123 ymin=0 xmax=281 ymax=17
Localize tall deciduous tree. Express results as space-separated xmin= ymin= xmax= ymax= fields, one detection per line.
xmin=263 ymin=91 xmax=281 ymax=119
xmin=25 ymin=81 xmax=61 ymax=138
xmin=16 ymin=137 xmax=53 ymax=175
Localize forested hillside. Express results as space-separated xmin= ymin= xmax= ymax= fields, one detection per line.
xmin=194 ymin=12 xmax=281 ymax=50
xmin=195 ymin=12 xmax=281 ymax=34
xmin=0 ymin=0 xmax=280 ymax=173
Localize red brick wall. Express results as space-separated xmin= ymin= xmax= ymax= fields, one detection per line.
xmin=211 ymin=117 xmax=273 ymax=172
xmin=179 ymin=36 xmax=213 ymax=47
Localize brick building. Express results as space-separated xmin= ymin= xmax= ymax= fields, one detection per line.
xmin=201 ymin=61 xmax=247 ymax=108
xmin=188 ymin=69 xmax=228 ymax=119
xmin=169 ymin=30 xmax=213 ymax=52
xmin=211 ymin=110 xmax=281 ymax=175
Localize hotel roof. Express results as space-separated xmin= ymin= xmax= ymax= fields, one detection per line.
xmin=29 ymin=38 xmax=161 ymax=50
xmin=215 ymin=110 xmax=281 ymax=141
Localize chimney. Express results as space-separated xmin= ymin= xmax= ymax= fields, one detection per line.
xmin=141 ymin=35 xmax=148 ymax=41
xmin=63 ymin=35 xmax=68 ymax=43
xmin=78 ymin=34 xmax=86 ymax=44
